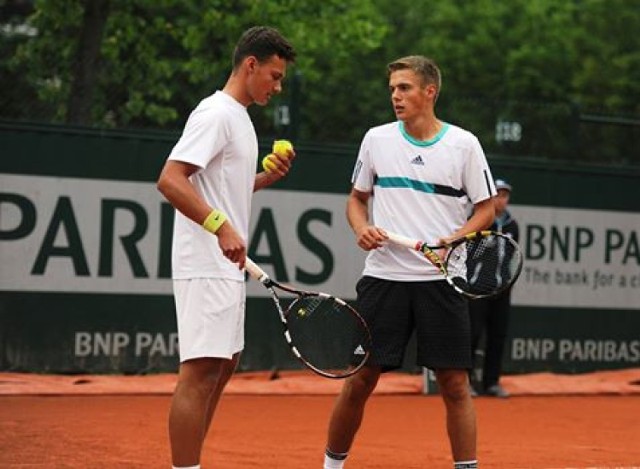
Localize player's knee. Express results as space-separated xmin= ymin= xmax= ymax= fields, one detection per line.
xmin=440 ymin=383 xmax=468 ymax=404
xmin=343 ymin=383 xmax=373 ymax=403
xmin=343 ymin=370 xmax=379 ymax=400
xmin=180 ymin=358 xmax=233 ymax=390
xmin=437 ymin=371 xmax=469 ymax=403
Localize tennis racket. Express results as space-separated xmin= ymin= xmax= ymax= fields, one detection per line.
xmin=385 ymin=230 xmax=524 ymax=299
xmin=244 ymin=258 xmax=372 ymax=379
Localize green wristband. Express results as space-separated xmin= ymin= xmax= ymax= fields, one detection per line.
xmin=202 ymin=209 xmax=227 ymax=234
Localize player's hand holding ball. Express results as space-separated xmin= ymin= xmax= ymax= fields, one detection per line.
xmin=262 ymin=139 xmax=295 ymax=178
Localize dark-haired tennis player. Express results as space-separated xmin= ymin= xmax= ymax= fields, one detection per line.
xmin=323 ymin=56 xmax=496 ymax=469
xmin=157 ymin=26 xmax=296 ymax=469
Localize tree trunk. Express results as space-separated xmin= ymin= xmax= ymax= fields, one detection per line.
xmin=66 ymin=0 xmax=110 ymax=125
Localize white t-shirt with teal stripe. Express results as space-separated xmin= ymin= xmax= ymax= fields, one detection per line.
xmin=351 ymin=121 xmax=496 ymax=281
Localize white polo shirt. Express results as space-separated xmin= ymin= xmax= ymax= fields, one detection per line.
xmin=351 ymin=121 xmax=495 ymax=281
xmin=168 ymin=91 xmax=258 ymax=281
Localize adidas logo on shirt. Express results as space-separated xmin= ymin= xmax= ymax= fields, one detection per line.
xmin=353 ymin=345 xmax=365 ymax=355
xmin=410 ymin=155 xmax=425 ymax=165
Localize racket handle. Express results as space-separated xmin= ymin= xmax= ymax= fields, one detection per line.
xmin=385 ymin=231 xmax=423 ymax=251
xmin=244 ymin=257 xmax=267 ymax=281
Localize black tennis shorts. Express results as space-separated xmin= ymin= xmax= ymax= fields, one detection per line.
xmin=355 ymin=276 xmax=472 ymax=371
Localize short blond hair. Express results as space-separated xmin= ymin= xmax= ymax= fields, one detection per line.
xmin=387 ymin=55 xmax=441 ymax=100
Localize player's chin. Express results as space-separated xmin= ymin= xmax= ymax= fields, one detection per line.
xmin=255 ymin=95 xmax=271 ymax=106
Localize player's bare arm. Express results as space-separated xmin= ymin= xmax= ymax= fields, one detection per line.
xmin=157 ymin=159 xmax=246 ymax=267
xmin=157 ymin=160 xmax=211 ymax=223
xmin=441 ymin=197 xmax=495 ymax=244
xmin=347 ymin=188 xmax=388 ymax=250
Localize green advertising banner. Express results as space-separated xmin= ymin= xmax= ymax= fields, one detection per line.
xmin=1 ymin=122 xmax=639 ymax=374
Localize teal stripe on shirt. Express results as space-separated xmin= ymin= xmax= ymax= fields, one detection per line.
xmin=374 ymin=176 xmax=466 ymax=197
xmin=375 ymin=176 xmax=435 ymax=193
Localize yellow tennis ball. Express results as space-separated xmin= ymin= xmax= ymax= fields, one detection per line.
xmin=272 ymin=139 xmax=294 ymax=157
xmin=297 ymin=308 xmax=307 ymax=317
xmin=262 ymin=154 xmax=278 ymax=173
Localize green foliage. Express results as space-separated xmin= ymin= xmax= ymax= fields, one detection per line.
xmin=7 ymin=1 xmax=84 ymax=121
xmin=6 ymin=0 xmax=387 ymax=133
xmin=571 ymin=0 xmax=640 ymax=114
xmin=1 ymin=0 xmax=638 ymax=164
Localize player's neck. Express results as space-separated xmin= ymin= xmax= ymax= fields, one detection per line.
xmin=402 ymin=114 xmax=441 ymax=142
xmin=222 ymin=74 xmax=252 ymax=107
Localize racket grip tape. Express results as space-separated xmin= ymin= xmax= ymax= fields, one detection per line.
xmin=385 ymin=231 xmax=423 ymax=251
xmin=244 ymin=258 xmax=265 ymax=281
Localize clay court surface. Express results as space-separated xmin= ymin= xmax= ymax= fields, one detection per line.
xmin=1 ymin=369 xmax=639 ymax=468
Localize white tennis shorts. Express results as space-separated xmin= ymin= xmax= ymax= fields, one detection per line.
xmin=173 ymin=277 xmax=245 ymax=362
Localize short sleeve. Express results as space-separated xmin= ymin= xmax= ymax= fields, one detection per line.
xmin=168 ymin=106 xmax=227 ymax=169
xmin=463 ymin=135 xmax=496 ymax=204
xmin=351 ymin=131 xmax=375 ymax=192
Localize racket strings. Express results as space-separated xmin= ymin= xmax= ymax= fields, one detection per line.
xmin=286 ymin=296 xmax=371 ymax=377
xmin=298 ymin=295 xmax=323 ymax=316
xmin=447 ymin=235 xmax=521 ymax=295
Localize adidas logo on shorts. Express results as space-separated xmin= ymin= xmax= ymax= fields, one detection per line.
xmin=353 ymin=345 xmax=365 ymax=355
